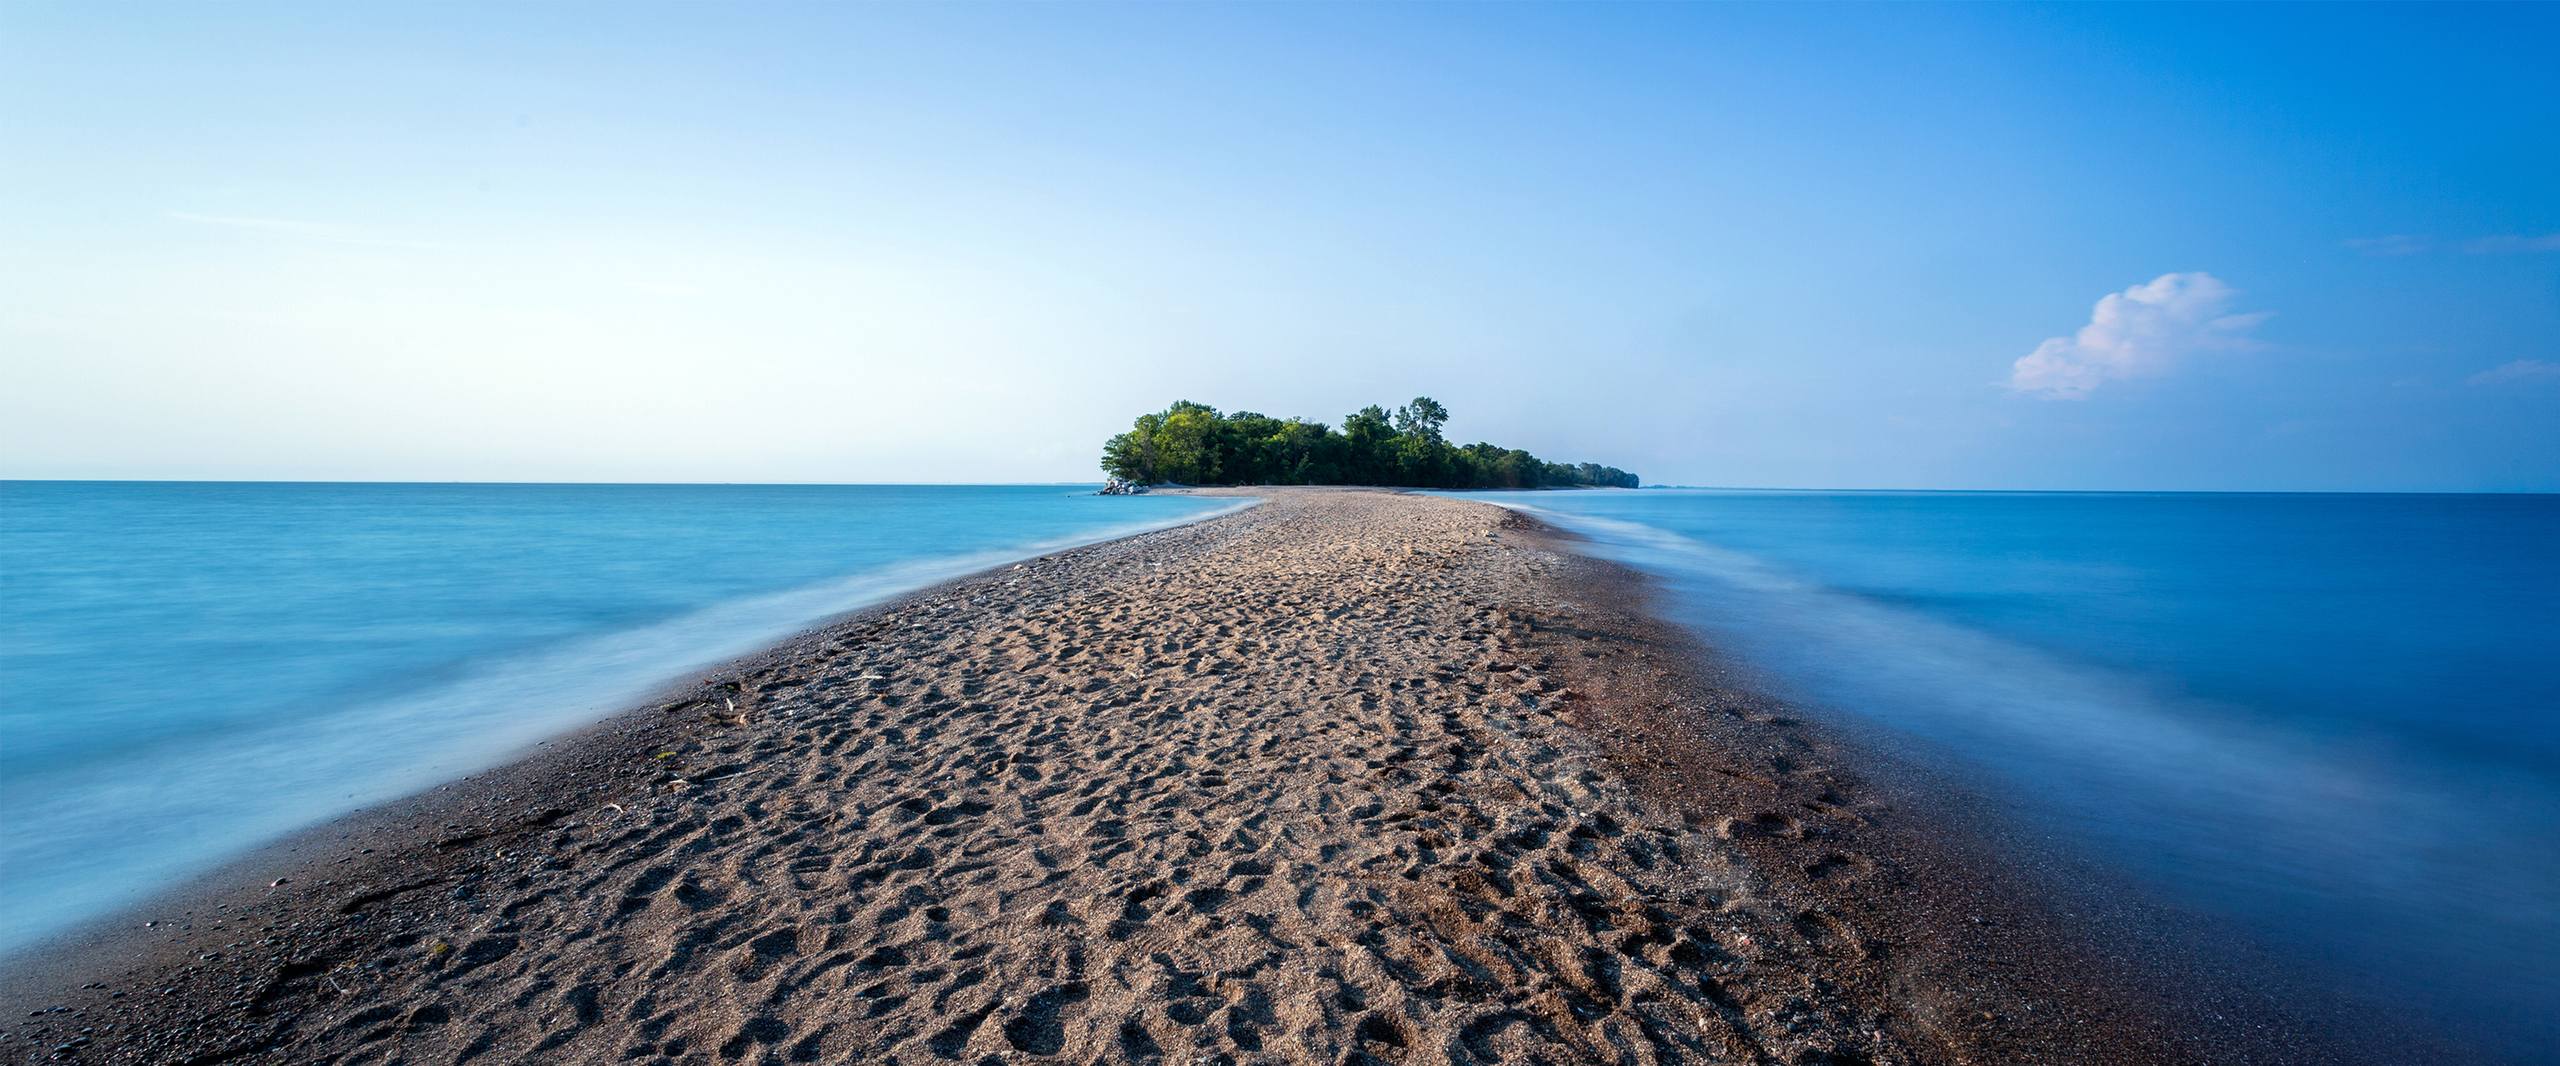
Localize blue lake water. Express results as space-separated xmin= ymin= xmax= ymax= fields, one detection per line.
xmin=0 ymin=481 xmax=1239 ymax=956
xmin=1456 ymin=488 xmax=2560 ymax=1058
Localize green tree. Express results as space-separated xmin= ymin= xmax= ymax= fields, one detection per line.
xmin=1100 ymin=430 xmax=1149 ymax=483
xmin=1152 ymin=401 xmax=1222 ymax=484
xmin=1340 ymin=405 xmax=1395 ymax=484
xmin=1096 ymin=397 xmax=1636 ymax=490
xmin=1392 ymin=396 xmax=1448 ymax=442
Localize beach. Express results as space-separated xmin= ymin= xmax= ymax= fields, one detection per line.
xmin=5 ymin=490 xmax=2218 ymax=1064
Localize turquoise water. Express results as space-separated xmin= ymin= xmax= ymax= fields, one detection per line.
xmin=0 ymin=482 xmax=1240 ymax=956
xmin=1458 ymin=489 xmax=2560 ymax=1057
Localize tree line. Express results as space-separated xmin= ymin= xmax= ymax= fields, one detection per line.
xmin=1100 ymin=398 xmax=1639 ymax=489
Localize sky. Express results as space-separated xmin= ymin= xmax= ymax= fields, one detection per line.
xmin=3 ymin=2 xmax=2554 ymax=490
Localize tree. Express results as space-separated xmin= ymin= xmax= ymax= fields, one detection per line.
xmin=1097 ymin=398 xmax=1636 ymax=490
xmin=1393 ymin=396 xmax=1448 ymax=443
xmin=1100 ymin=431 xmax=1150 ymax=483
xmin=1100 ymin=411 xmax=1167 ymax=483
xmin=1153 ymin=401 xmax=1222 ymax=484
xmin=1273 ymin=419 xmax=1334 ymax=483
xmin=1341 ymin=405 xmax=1396 ymax=484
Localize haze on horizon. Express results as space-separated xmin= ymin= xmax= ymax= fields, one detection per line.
xmin=3 ymin=3 xmax=2553 ymax=492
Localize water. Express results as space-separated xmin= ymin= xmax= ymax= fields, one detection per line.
xmin=0 ymin=481 xmax=1239 ymax=956
xmin=1456 ymin=489 xmax=2560 ymax=1058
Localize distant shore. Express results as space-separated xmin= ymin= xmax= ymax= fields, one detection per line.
xmin=7 ymin=489 xmax=2238 ymax=1063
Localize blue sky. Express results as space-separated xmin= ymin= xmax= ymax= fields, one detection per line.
xmin=3 ymin=3 xmax=2553 ymax=489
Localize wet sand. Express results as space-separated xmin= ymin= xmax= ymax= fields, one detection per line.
xmin=5 ymin=489 xmax=2236 ymax=1064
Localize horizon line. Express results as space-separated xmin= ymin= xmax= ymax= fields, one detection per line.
xmin=1 ymin=477 xmax=2549 ymax=496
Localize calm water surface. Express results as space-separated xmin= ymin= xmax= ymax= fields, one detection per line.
xmin=0 ymin=482 xmax=1239 ymax=955
xmin=1457 ymin=489 xmax=2560 ymax=1058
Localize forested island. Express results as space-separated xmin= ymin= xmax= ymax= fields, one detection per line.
xmin=1100 ymin=398 xmax=1639 ymax=489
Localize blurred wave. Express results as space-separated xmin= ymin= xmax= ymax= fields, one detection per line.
xmin=0 ymin=482 xmax=1241 ymax=955
xmin=1464 ymin=489 xmax=2560 ymax=1056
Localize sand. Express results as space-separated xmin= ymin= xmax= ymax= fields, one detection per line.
xmin=4 ymin=490 xmax=2225 ymax=1064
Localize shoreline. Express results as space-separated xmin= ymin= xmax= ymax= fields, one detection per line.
xmin=0 ymin=490 xmax=1257 ymax=968
xmin=1454 ymin=496 xmax=2454 ymax=1062
xmin=0 ymin=489 xmax=2312 ymax=1062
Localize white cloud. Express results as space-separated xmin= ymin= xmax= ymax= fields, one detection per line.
xmin=2008 ymin=272 xmax=2271 ymax=399
xmin=2467 ymin=359 xmax=2560 ymax=387
xmin=167 ymin=211 xmax=448 ymax=250
xmin=2462 ymin=233 xmax=2560 ymax=254
xmin=2342 ymin=232 xmax=2560 ymax=256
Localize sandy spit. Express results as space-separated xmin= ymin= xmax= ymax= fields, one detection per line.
xmin=5 ymin=489 xmax=2214 ymax=1065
